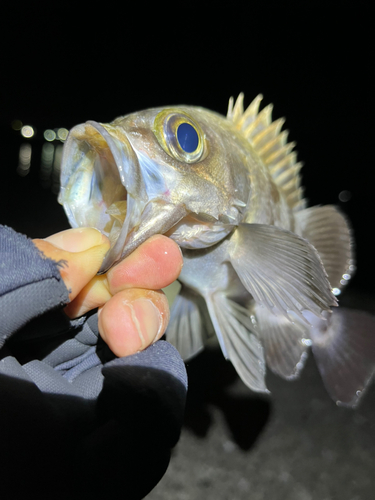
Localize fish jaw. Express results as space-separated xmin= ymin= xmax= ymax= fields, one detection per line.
xmin=59 ymin=120 xmax=189 ymax=272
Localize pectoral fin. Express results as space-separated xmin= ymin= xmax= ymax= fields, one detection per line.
xmin=229 ymin=224 xmax=337 ymax=322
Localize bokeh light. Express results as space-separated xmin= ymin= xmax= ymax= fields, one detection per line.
xmin=338 ymin=190 xmax=351 ymax=202
xmin=44 ymin=129 xmax=56 ymax=141
xmin=11 ymin=119 xmax=23 ymax=130
xmin=57 ymin=128 xmax=69 ymax=141
xmin=21 ymin=125 xmax=34 ymax=138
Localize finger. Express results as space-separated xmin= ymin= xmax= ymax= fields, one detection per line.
xmin=33 ymin=228 xmax=110 ymax=302
xmin=107 ymin=234 xmax=183 ymax=295
xmin=64 ymin=234 xmax=183 ymax=319
xmin=44 ymin=227 xmax=107 ymax=252
xmin=64 ymin=274 xmax=112 ymax=318
xmin=98 ymin=288 xmax=169 ymax=357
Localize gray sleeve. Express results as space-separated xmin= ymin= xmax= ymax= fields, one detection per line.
xmin=0 ymin=226 xmax=188 ymax=498
xmin=0 ymin=225 xmax=69 ymax=347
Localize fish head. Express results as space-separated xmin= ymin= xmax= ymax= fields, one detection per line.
xmin=59 ymin=105 xmax=251 ymax=272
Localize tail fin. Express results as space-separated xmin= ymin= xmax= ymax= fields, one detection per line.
xmin=310 ymin=307 xmax=375 ymax=407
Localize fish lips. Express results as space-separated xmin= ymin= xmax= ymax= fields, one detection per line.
xmin=59 ymin=120 xmax=149 ymax=272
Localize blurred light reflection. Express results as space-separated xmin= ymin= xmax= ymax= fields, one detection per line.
xmin=11 ymin=119 xmax=23 ymax=130
xmin=52 ymin=145 xmax=63 ymax=194
xmin=338 ymin=190 xmax=351 ymax=202
xmin=17 ymin=143 xmax=32 ymax=176
xmin=21 ymin=125 xmax=34 ymax=138
xmin=40 ymin=143 xmax=55 ymax=188
xmin=57 ymin=128 xmax=68 ymax=141
xmin=44 ymin=129 xmax=56 ymax=141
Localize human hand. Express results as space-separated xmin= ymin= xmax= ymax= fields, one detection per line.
xmin=1 ymin=224 xmax=187 ymax=499
xmin=33 ymin=227 xmax=183 ymax=357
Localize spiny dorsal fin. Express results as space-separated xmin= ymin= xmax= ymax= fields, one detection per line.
xmin=227 ymin=93 xmax=306 ymax=211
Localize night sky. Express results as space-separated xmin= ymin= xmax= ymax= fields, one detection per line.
xmin=1 ymin=3 xmax=374 ymax=293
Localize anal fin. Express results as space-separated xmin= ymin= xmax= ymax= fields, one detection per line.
xmin=205 ymin=292 xmax=268 ymax=393
xmin=254 ymin=303 xmax=311 ymax=380
xmin=309 ymin=308 xmax=375 ymax=407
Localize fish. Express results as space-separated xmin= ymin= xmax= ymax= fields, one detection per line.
xmin=59 ymin=93 xmax=375 ymax=407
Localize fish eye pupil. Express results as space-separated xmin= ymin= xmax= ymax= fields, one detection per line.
xmin=177 ymin=122 xmax=199 ymax=153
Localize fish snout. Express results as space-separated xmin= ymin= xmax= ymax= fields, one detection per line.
xmin=59 ymin=121 xmax=147 ymax=272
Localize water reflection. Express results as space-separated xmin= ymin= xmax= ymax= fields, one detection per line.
xmin=52 ymin=145 xmax=63 ymax=194
xmin=13 ymin=119 xmax=68 ymax=195
xmin=39 ymin=142 xmax=55 ymax=188
xmin=16 ymin=143 xmax=32 ymax=176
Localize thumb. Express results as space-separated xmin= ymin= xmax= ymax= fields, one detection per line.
xmin=33 ymin=228 xmax=110 ymax=302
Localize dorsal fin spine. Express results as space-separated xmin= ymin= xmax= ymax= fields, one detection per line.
xmin=227 ymin=96 xmax=234 ymax=119
xmin=227 ymin=93 xmax=306 ymax=211
xmin=269 ymin=152 xmax=298 ymax=176
xmin=271 ymin=161 xmax=301 ymax=186
xmin=237 ymin=94 xmax=263 ymax=130
xmin=251 ymin=118 xmax=285 ymax=149
xmin=231 ymin=93 xmax=245 ymax=123
xmin=263 ymin=141 xmax=296 ymax=165
xmin=243 ymin=104 xmax=274 ymax=139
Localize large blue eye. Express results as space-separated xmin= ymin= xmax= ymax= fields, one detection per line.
xmin=177 ymin=122 xmax=199 ymax=153
xmin=153 ymin=110 xmax=206 ymax=163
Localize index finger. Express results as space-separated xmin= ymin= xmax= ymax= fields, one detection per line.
xmin=107 ymin=234 xmax=183 ymax=295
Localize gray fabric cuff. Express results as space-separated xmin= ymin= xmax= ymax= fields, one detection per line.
xmin=0 ymin=225 xmax=69 ymax=346
xmin=0 ymin=279 xmax=69 ymax=348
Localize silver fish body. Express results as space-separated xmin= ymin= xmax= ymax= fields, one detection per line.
xmin=59 ymin=94 xmax=375 ymax=407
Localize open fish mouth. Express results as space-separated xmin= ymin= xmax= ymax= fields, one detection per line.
xmin=59 ymin=121 xmax=188 ymax=273
xmin=59 ymin=121 xmax=148 ymax=272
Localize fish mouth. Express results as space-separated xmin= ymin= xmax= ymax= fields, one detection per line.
xmin=59 ymin=120 xmax=149 ymax=272
xmin=59 ymin=121 xmax=243 ymax=271
xmin=59 ymin=121 xmax=187 ymax=273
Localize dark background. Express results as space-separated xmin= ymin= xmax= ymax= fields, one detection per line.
xmin=1 ymin=3 xmax=373 ymax=293
xmin=1 ymin=3 xmax=375 ymax=499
